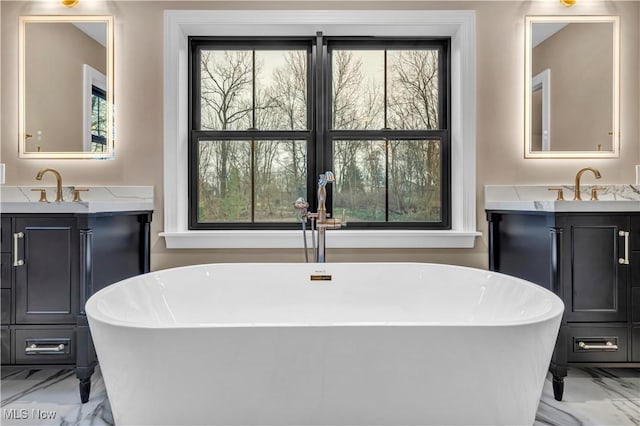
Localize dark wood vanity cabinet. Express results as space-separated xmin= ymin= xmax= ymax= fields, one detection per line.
xmin=0 ymin=211 xmax=152 ymax=402
xmin=487 ymin=211 xmax=640 ymax=401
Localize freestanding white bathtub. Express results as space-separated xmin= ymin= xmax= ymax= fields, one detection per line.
xmin=86 ymin=263 xmax=563 ymax=426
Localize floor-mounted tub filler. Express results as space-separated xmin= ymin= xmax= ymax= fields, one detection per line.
xmin=85 ymin=263 xmax=564 ymax=426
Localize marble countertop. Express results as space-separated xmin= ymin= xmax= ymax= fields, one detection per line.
xmin=485 ymin=185 xmax=640 ymax=212
xmin=0 ymin=186 xmax=154 ymax=214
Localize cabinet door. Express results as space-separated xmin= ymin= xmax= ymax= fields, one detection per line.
xmin=1 ymin=253 xmax=11 ymax=289
xmin=1 ymin=327 xmax=10 ymax=364
xmin=1 ymin=218 xmax=11 ymax=253
xmin=563 ymin=215 xmax=628 ymax=322
xmin=14 ymin=218 xmax=79 ymax=324
xmin=632 ymin=328 xmax=640 ymax=362
xmin=1 ymin=218 xmax=11 ymax=289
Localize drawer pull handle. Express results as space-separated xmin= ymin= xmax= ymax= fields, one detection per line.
xmin=13 ymin=232 xmax=24 ymax=267
xmin=618 ymin=230 xmax=629 ymax=265
xmin=578 ymin=341 xmax=618 ymax=350
xmin=25 ymin=343 xmax=65 ymax=354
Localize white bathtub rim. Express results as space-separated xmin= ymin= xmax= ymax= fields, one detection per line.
xmin=87 ymin=319 xmax=564 ymax=331
xmin=85 ymin=262 xmax=565 ymax=330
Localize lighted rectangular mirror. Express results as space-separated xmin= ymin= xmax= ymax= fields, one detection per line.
xmin=19 ymin=15 xmax=114 ymax=159
xmin=524 ymin=16 xmax=619 ymax=158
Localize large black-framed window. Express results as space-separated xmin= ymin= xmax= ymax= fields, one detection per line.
xmin=189 ymin=35 xmax=450 ymax=230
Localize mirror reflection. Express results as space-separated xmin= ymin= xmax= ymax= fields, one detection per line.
xmin=19 ymin=16 xmax=114 ymax=159
xmin=525 ymin=16 xmax=619 ymax=158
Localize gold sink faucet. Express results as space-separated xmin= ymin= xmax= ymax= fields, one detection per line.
xmin=35 ymin=168 xmax=64 ymax=202
xmin=574 ymin=167 xmax=601 ymax=200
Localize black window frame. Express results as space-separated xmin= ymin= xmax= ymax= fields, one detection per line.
xmin=189 ymin=37 xmax=316 ymax=230
xmin=188 ymin=34 xmax=451 ymax=230
xmin=91 ymin=85 xmax=108 ymax=147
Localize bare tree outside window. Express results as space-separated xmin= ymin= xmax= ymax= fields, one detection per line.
xmin=198 ymin=49 xmax=308 ymax=223
xmin=198 ymin=139 xmax=251 ymax=222
xmin=333 ymin=140 xmax=386 ymax=222
xmin=331 ymin=50 xmax=384 ymax=130
xmin=190 ymin=38 xmax=449 ymax=228
xmin=388 ymin=50 xmax=440 ymax=130
xmin=388 ymin=140 xmax=441 ymax=222
xmin=257 ymin=51 xmax=308 ymax=131
xmin=200 ymin=50 xmax=253 ymax=131
xmin=331 ymin=48 xmax=442 ymax=222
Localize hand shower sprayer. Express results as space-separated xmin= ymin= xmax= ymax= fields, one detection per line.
xmin=293 ymin=197 xmax=311 ymax=263
xmin=293 ymin=197 xmax=309 ymax=212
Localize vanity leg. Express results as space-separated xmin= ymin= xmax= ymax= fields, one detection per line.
xmin=77 ymin=229 xmax=98 ymax=405
xmin=552 ymin=375 xmax=564 ymax=401
xmin=79 ymin=377 xmax=91 ymax=403
xmin=549 ymin=328 xmax=568 ymax=402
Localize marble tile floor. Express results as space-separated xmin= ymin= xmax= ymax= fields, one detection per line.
xmin=1 ymin=368 xmax=112 ymax=426
xmin=0 ymin=367 xmax=638 ymax=426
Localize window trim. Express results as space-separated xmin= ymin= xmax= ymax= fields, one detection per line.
xmin=162 ymin=10 xmax=480 ymax=249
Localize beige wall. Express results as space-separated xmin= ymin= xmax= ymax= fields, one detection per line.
xmin=533 ymin=22 xmax=613 ymax=152
xmin=1 ymin=1 xmax=639 ymax=272
xmin=25 ymin=22 xmax=106 ymax=152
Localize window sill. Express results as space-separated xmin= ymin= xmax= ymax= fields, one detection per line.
xmin=160 ymin=230 xmax=481 ymax=249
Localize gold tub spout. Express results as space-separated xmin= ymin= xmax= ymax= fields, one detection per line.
xmin=574 ymin=167 xmax=601 ymax=200
xmin=35 ymin=168 xmax=64 ymax=202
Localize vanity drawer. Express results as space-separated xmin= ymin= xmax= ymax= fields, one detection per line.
xmin=1 ymin=253 xmax=11 ymax=289
xmin=566 ymin=325 xmax=628 ymax=363
xmin=1 ymin=327 xmax=10 ymax=364
xmin=1 ymin=290 xmax=10 ymax=324
xmin=0 ymin=218 xmax=10 ymax=253
xmin=14 ymin=328 xmax=75 ymax=365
